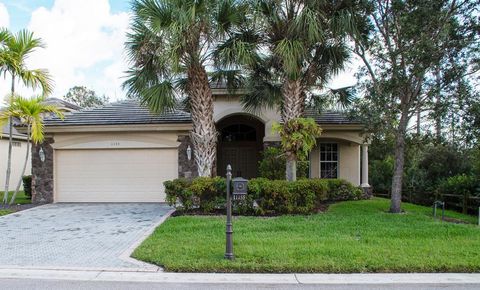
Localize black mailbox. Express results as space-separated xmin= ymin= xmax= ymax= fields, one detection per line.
xmin=232 ymin=177 xmax=248 ymax=200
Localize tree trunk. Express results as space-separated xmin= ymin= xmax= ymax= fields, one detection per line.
xmin=416 ymin=107 xmax=421 ymax=135
xmin=282 ymin=79 xmax=303 ymax=182
xmin=286 ymin=154 xmax=297 ymax=181
xmin=434 ymin=66 xmax=442 ymax=143
xmin=3 ymin=76 xmax=15 ymax=206
xmin=187 ymin=64 xmax=216 ymax=177
xmin=390 ymin=110 xmax=409 ymax=213
xmin=10 ymin=124 xmax=30 ymax=205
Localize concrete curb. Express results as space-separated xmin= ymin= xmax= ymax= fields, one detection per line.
xmin=118 ymin=208 xmax=175 ymax=271
xmin=0 ymin=269 xmax=479 ymax=285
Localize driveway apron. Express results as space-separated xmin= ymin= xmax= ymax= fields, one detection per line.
xmin=0 ymin=203 xmax=172 ymax=270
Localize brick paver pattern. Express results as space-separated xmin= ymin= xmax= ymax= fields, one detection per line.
xmin=0 ymin=203 xmax=171 ymax=269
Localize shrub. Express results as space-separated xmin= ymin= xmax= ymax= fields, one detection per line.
xmin=164 ymin=177 xmax=365 ymax=215
xmin=259 ymin=147 xmax=308 ymax=180
xmin=188 ymin=177 xmax=226 ymax=213
xmin=437 ymin=174 xmax=479 ymax=197
xmin=436 ymin=174 xmax=480 ymax=213
xmin=22 ymin=175 xmax=32 ymax=198
xmin=370 ymin=157 xmax=393 ymax=195
xmin=325 ymin=179 xmax=364 ymax=201
xmin=165 ymin=177 xmax=226 ymax=213
xmin=164 ymin=178 xmax=193 ymax=210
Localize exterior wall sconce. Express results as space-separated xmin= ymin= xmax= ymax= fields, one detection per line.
xmin=39 ymin=147 xmax=46 ymax=163
xmin=186 ymin=145 xmax=192 ymax=161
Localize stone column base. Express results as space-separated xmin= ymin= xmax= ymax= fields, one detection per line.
xmin=361 ymin=185 xmax=373 ymax=198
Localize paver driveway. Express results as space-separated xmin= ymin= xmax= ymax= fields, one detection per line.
xmin=0 ymin=203 xmax=172 ymax=270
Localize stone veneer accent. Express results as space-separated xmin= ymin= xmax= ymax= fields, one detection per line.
xmin=177 ymin=135 xmax=198 ymax=179
xmin=32 ymin=137 xmax=54 ymax=204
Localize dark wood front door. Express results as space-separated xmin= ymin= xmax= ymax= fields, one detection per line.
xmin=216 ymin=116 xmax=265 ymax=179
xmin=218 ymin=143 xmax=259 ymax=179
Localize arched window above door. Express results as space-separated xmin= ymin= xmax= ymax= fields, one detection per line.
xmin=220 ymin=124 xmax=257 ymax=142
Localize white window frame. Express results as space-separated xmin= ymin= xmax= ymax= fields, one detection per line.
xmin=319 ymin=142 xmax=339 ymax=179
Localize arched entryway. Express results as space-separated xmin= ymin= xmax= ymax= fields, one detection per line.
xmin=216 ymin=115 xmax=265 ymax=179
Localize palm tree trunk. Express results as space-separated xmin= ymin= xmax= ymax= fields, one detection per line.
xmin=282 ymin=79 xmax=303 ymax=181
xmin=3 ymin=76 xmax=15 ymax=206
xmin=390 ymin=109 xmax=409 ymax=213
xmin=9 ymin=124 xmax=30 ymax=205
xmin=187 ymin=64 xmax=217 ymax=177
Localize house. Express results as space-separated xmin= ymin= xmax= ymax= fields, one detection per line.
xmin=0 ymin=98 xmax=81 ymax=191
xmin=21 ymin=88 xmax=370 ymax=204
xmin=1 ymin=121 xmax=31 ymax=191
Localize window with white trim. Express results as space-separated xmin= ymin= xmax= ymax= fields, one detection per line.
xmin=320 ymin=143 xmax=338 ymax=178
xmin=12 ymin=141 xmax=21 ymax=147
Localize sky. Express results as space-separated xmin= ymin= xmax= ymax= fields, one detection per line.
xmin=0 ymin=0 xmax=359 ymax=104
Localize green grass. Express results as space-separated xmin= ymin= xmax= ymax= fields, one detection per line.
xmin=133 ymin=198 xmax=480 ymax=273
xmin=0 ymin=209 xmax=13 ymax=216
xmin=0 ymin=191 xmax=31 ymax=205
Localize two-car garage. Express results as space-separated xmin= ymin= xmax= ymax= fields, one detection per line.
xmin=55 ymin=148 xmax=177 ymax=203
xmin=27 ymin=101 xmax=193 ymax=204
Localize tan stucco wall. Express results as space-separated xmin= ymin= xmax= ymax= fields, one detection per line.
xmin=310 ymin=139 xmax=361 ymax=186
xmin=52 ymin=132 xmax=182 ymax=150
xmin=0 ymin=139 xmax=31 ymax=190
xmin=213 ymin=95 xmax=281 ymax=141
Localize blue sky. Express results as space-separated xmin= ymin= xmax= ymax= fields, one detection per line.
xmin=0 ymin=0 xmax=132 ymax=101
xmin=0 ymin=0 xmax=357 ymax=104
xmin=2 ymin=0 xmax=130 ymax=31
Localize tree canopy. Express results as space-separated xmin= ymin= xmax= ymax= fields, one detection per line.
xmin=63 ymin=86 xmax=109 ymax=108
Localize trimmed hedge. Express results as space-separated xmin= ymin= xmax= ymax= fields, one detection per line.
xmin=164 ymin=177 xmax=364 ymax=215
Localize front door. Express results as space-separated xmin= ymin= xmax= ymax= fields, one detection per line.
xmin=219 ymin=143 xmax=258 ymax=178
xmin=216 ymin=116 xmax=265 ymax=179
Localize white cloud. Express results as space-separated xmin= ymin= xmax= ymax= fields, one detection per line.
xmin=0 ymin=0 xmax=130 ymax=101
xmin=0 ymin=2 xmax=9 ymax=28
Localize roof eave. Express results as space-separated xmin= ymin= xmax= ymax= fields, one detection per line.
xmin=318 ymin=123 xmax=365 ymax=131
xmin=31 ymin=123 xmax=193 ymax=133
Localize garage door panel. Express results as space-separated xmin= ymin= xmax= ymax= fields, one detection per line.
xmin=55 ymin=149 xmax=177 ymax=202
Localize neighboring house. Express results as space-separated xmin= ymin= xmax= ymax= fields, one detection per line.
xmin=1 ymin=98 xmax=81 ymax=191
xmin=0 ymin=120 xmax=31 ymax=191
xmin=20 ymin=86 xmax=370 ymax=204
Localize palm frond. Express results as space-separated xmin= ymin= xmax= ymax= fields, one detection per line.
xmin=308 ymin=86 xmax=356 ymax=112
xmin=18 ymin=68 xmax=54 ymax=96
xmin=3 ymin=94 xmax=63 ymax=143
xmin=209 ymin=69 xmax=245 ymax=93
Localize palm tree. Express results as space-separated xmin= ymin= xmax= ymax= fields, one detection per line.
xmin=124 ymin=0 xmax=246 ymax=177
xmin=0 ymin=29 xmax=53 ymax=205
xmin=216 ymin=0 xmax=360 ymax=180
xmin=0 ymin=95 xmax=64 ymax=205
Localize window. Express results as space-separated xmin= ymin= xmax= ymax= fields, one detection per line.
xmin=220 ymin=124 xmax=257 ymax=142
xmin=320 ymin=143 xmax=338 ymax=178
xmin=12 ymin=141 xmax=21 ymax=148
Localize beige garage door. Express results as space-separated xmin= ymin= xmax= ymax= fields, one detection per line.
xmin=55 ymin=148 xmax=177 ymax=202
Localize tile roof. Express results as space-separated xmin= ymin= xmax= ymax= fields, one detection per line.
xmin=43 ymin=100 xmax=191 ymax=126
xmin=1 ymin=119 xmax=25 ymax=138
xmin=43 ymin=97 xmax=83 ymax=111
xmin=304 ymin=108 xmax=361 ymax=125
xmin=39 ymin=100 xmax=359 ymax=127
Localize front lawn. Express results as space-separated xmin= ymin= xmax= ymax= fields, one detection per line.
xmin=0 ymin=209 xmax=13 ymax=216
xmin=133 ymin=198 xmax=480 ymax=273
xmin=0 ymin=191 xmax=31 ymax=205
